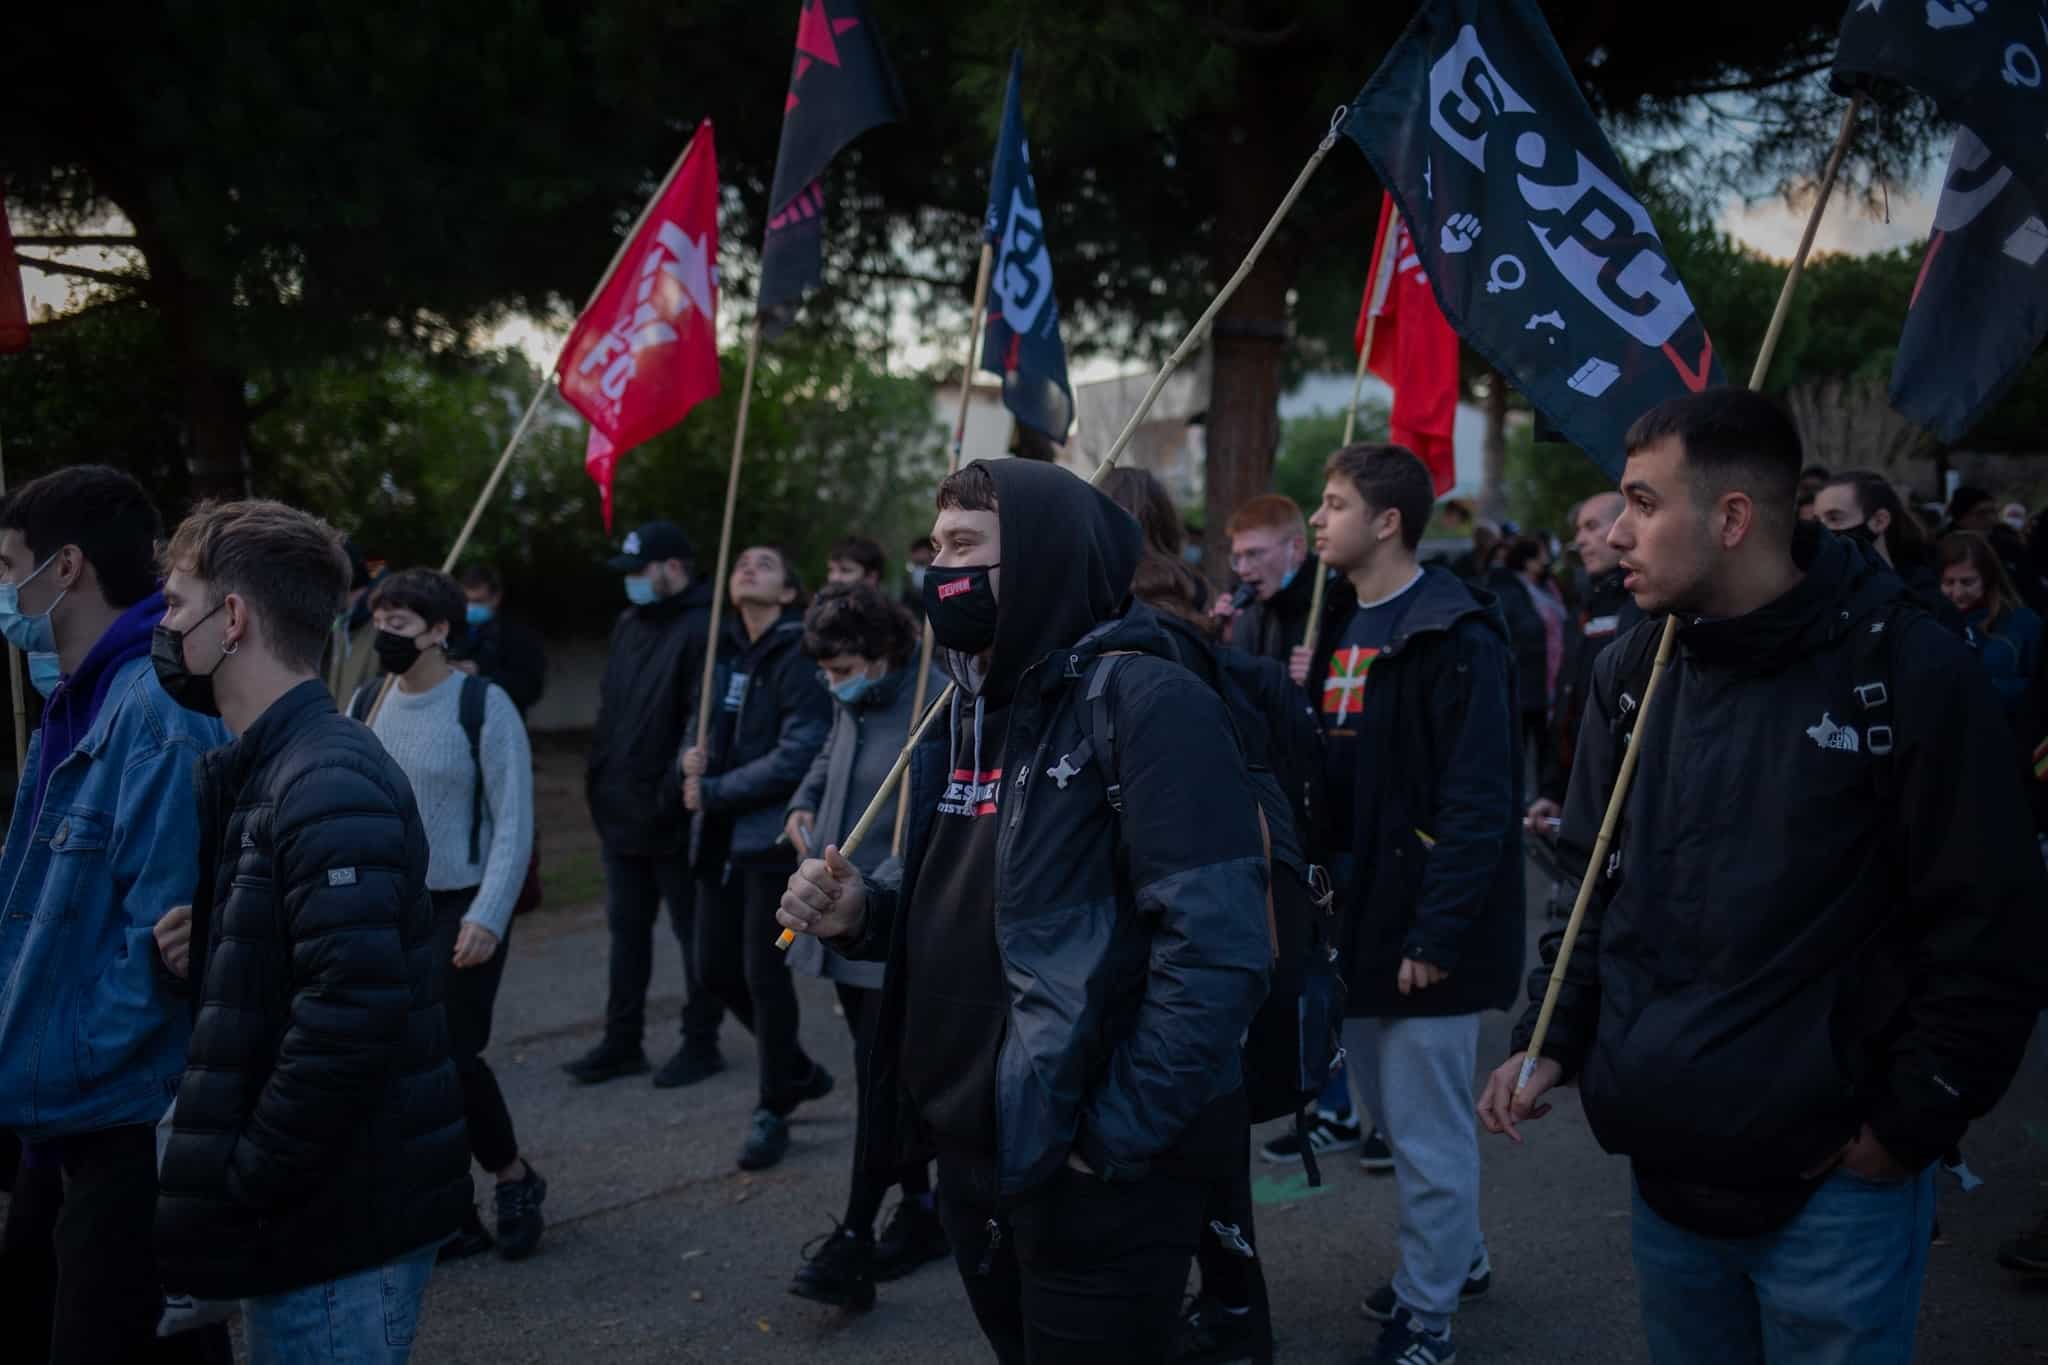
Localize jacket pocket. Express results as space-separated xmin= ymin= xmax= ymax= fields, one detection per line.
xmin=34 ymin=808 xmax=112 ymax=922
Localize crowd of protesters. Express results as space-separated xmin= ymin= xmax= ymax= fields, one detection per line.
xmin=3 ymin=385 xmax=2047 ymax=1365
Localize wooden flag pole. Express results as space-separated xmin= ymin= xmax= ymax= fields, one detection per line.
xmin=1514 ymin=93 xmax=1865 ymax=1100
xmin=895 ymin=240 xmax=996 ymax=859
xmin=1302 ymin=309 xmax=1379 ymax=667
xmin=778 ymin=106 xmax=1352 ymax=949
xmin=365 ymin=130 xmax=708 ymax=729
xmin=0 ymin=419 xmax=24 ymax=776
xmin=694 ymin=322 xmax=765 ymax=751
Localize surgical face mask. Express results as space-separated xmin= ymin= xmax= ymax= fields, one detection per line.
xmin=923 ymin=563 xmax=1000 ymax=655
xmin=0 ymin=552 xmax=64 ymax=655
xmin=624 ymin=573 xmax=659 ymax=607
xmin=26 ymin=653 xmax=61 ymax=698
xmin=1278 ymin=564 xmax=1298 ymax=592
xmin=373 ymin=627 xmax=432 ymax=675
xmin=830 ymin=673 xmax=879 ymax=706
xmin=151 ymin=600 xmax=232 ymax=718
xmin=465 ymin=602 xmax=495 ymax=628
xmin=908 ymin=565 xmax=929 ymax=592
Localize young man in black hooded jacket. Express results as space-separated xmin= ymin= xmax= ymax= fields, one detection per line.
xmin=779 ymin=458 xmax=1271 ymax=1365
xmin=1479 ymin=389 xmax=2048 ymax=1365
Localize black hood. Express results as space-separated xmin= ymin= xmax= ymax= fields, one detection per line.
xmin=967 ymin=459 xmax=1144 ymax=697
xmin=1680 ymin=521 xmax=1899 ymax=672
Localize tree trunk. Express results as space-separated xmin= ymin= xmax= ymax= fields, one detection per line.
xmin=142 ymin=233 xmax=250 ymax=503
xmin=1481 ymin=369 xmax=1508 ymax=521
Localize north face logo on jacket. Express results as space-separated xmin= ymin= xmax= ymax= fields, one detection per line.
xmin=1805 ymin=712 xmax=1860 ymax=753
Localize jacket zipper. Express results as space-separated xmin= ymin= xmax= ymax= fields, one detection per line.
xmin=975 ymin=1218 xmax=1005 ymax=1276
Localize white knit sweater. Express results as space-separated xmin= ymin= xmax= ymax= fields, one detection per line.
xmin=369 ymin=670 xmax=533 ymax=938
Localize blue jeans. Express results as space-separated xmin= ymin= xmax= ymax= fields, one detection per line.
xmin=1632 ymin=1169 xmax=1935 ymax=1365
xmin=240 ymin=1245 xmax=438 ymax=1364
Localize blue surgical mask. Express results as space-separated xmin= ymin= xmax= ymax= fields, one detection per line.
xmin=1278 ymin=565 xmax=1298 ymax=592
xmin=830 ymin=674 xmax=879 ymax=706
xmin=0 ymin=553 xmax=63 ymax=654
xmin=26 ymin=652 xmax=61 ymax=698
xmin=624 ymin=574 xmax=658 ymax=607
xmin=465 ymin=602 xmax=495 ymax=628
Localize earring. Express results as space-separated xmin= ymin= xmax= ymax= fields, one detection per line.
xmin=221 ymin=639 xmax=239 ymax=656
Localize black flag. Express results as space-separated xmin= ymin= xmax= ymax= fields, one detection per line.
xmin=1834 ymin=0 xmax=2048 ymax=218
xmin=757 ymin=0 xmax=904 ymax=338
xmin=1341 ymin=0 xmax=1723 ymax=477
xmin=1890 ymin=128 xmax=2048 ymax=441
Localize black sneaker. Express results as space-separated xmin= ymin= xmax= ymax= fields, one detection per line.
xmin=790 ymin=1222 xmax=875 ymax=1312
xmin=1359 ymin=1128 xmax=1395 ymax=1174
xmin=1361 ymin=1259 xmax=1490 ymax=1323
xmin=1260 ymin=1111 xmax=1362 ymax=1164
xmin=1998 ymin=1211 xmax=2048 ymax=1274
xmin=1370 ymin=1310 xmax=1456 ymax=1365
xmin=793 ymin=1061 xmax=835 ymax=1106
xmin=738 ymin=1107 xmax=791 ymax=1171
xmin=872 ymin=1198 xmax=949 ymax=1282
xmin=494 ymin=1166 xmax=547 ymax=1261
xmin=562 ymin=1040 xmax=650 ymax=1085
xmin=1172 ymin=1292 xmax=1273 ymax=1365
xmin=652 ymin=1043 xmax=723 ymax=1089
xmin=438 ymin=1204 xmax=495 ymax=1263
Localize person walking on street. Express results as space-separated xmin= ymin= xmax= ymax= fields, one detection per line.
xmin=0 ymin=467 xmax=230 ymax=1364
xmin=1479 ymin=389 xmax=2048 ymax=1365
xmin=782 ymin=584 xmax=949 ymax=1311
xmin=779 ymin=458 xmax=1271 ymax=1365
xmin=682 ymin=545 xmax=834 ymax=1172
xmin=567 ymin=521 xmax=728 ymax=1088
xmin=1291 ymin=444 xmax=1522 ymax=1365
xmin=152 ymin=499 xmax=469 ymax=1365
xmin=453 ymin=563 xmax=547 ymax=717
xmin=359 ymin=568 xmax=546 ymax=1264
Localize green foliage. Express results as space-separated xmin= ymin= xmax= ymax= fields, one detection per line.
xmin=254 ymin=341 xmax=944 ymax=633
xmin=1502 ymin=425 xmax=1616 ymax=539
xmin=1271 ymin=401 xmax=1388 ymax=514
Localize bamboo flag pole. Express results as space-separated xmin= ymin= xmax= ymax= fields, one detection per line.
xmin=1514 ymin=93 xmax=1864 ymax=1101
xmin=693 ymin=323 xmax=764 ymax=749
xmin=0 ymin=421 xmax=23 ymax=776
xmin=778 ymin=105 xmax=1353 ymax=949
xmin=1303 ymin=195 xmax=1400 ymax=666
xmin=895 ymin=240 xmax=996 ymax=859
xmin=362 ymin=131 xmax=710 ymax=729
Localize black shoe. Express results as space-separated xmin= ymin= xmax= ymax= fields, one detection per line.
xmin=652 ymin=1044 xmax=723 ymax=1089
xmin=872 ymin=1198 xmax=949 ymax=1282
xmin=793 ymin=1062 xmax=835 ymax=1106
xmin=562 ymin=1040 xmax=650 ymax=1084
xmin=1172 ymin=1292 xmax=1273 ymax=1365
xmin=1359 ymin=1127 xmax=1396 ymax=1174
xmin=1369 ymin=1311 xmax=1456 ymax=1365
xmin=1361 ymin=1258 xmax=1490 ymax=1323
xmin=439 ymin=1204 xmax=495 ymax=1263
xmin=494 ymin=1165 xmax=548 ymax=1261
xmin=739 ymin=1107 xmax=791 ymax=1171
xmin=790 ymin=1221 xmax=876 ymax=1312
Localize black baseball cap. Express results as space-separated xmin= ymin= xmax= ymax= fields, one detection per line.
xmin=606 ymin=521 xmax=695 ymax=574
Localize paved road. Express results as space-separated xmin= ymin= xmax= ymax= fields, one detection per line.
xmin=408 ymin=854 xmax=2048 ymax=1364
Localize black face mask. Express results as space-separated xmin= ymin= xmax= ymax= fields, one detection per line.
xmin=1840 ymin=521 xmax=1880 ymax=550
xmin=373 ymin=627 xmax=431 ymax=676
xmin=151 ymin=600 xmax=230 ymax=718
xmin=923 ymin=562 xmax=1000 ymax=655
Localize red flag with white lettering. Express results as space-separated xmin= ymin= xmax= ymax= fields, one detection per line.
xmin=1 ymin=188 xmax=29 ymax=353
xmin=1354 ymin=191 xmax=1457 ymax=495
xmin=555 ymin=122 xmax=721 ymax=529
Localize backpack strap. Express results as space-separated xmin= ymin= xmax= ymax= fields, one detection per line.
xmin=459 ymin=674 xmax=489 ymax=865
xmin=1847 ymin=599 xmax=1906 ymax=803
xmin=1083 ymin=654 xmax=1132 ymax=813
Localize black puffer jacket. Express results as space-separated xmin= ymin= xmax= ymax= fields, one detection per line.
xmin=838 ymin=459 xmax=1271 ymax=1199
xmin=691 ymin=606 xmax=832 ymax=865
xmin=1512 ymin=526 xmax=2048 ymax=1183
xmin=585 ymin=579 xmax=714 ymax=857
xmin=157 ymin=681 xmax=467 ymax=1300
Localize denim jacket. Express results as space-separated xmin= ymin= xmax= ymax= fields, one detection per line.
xmin=0 ymin=656 xmax=227 ymax=1139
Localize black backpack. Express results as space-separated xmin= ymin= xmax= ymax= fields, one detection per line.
xmin=1073 ymin=651 xmax=1348 ymax=1184
xmin=349 ymin=675 xmax=491 ymax=863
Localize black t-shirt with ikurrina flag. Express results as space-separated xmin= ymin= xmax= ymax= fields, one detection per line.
xmin=1321 ymin=573 xmax=1423 ymax=848
xmin=901 ymin=698 xmax=1012 ymax=1158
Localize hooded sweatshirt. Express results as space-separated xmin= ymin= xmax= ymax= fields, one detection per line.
xmin=34 ymin=591 xmax=164 ymax=824
xmin=900 ymin=458 xmax=1145 ymax=1157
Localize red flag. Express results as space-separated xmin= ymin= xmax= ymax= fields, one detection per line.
xmin=556 ymin=122 xmax=722 ymax=529
xmin=1353 ymin=191 xmax=1457 ymax=495
xmin=0 ymin=188 xmax=29 ymax=354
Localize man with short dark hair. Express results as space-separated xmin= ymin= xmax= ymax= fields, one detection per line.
xmin=1292 ymin=443 xmax=1522 ymax=1365
xmin=779 ymin=458 xmax=1271 ymax=1364
xmin=569 ymin=520 xmax=728 ymax=1087
xmin=1479 ymin=387 xmax=2048 ymax=1364
xmin=454 ymin=563 xmax=547 ymax=716
xmin=827 ymin=536 xmax=885 ymax=589
xmin=152 ymin=499 xmax=468 ymax=1360
xmin=0 ymin=466 xmax=229 ymax=1363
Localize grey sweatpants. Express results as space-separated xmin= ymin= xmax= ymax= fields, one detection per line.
xmin=1344 ymin=1013 xmax=1487 ymax=1334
